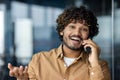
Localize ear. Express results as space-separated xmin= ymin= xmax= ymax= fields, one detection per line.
xmin=60 ymin=31 xmax=63 ymax=36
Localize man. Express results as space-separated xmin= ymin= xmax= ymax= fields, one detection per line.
xmin=8 ymin=6 xmax=111 ymax=80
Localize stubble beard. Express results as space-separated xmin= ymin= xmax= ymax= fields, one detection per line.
xmin=62 ymin=40 xmax=82 ymax=51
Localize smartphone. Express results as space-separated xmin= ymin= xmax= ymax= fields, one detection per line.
xmin=84 ymin=37 xmax=92 ymax=53
xmin=84 ymin=46 xmax=91 ymax=53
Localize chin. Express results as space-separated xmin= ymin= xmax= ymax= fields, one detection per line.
xmin=71 ymin=47 xmax=81 ymax=51
xmin=68 ymin=45 xmax=81 ymax=51
xmin=72 ymin=45 xmax=84 ymax=50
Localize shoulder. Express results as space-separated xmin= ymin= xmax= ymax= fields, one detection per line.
xmin=32 ymin=48 xmax=58 ymax=60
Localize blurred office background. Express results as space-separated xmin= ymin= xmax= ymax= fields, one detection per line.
xmin=0 ymin=0 xmax=119 ymax=80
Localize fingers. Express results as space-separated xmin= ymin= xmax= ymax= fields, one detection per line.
xmin=19 ymin=66 xmax=28 ymax=77
xmin=83 ymin=44 xmax=92 ymax=49
xmin=13 ymin=67 xmax=19 ymax=77
xmin=24 ymin=66 xmax=28 ymax=73
xmin=18 ymin=66 xmax=24 ymax=77
xmin=8 ymin=63 xmax=28 ymax=79
xmin=83 ymin=39 xmax=94 ymax=45
xmin=82 ymin=39 xmax=100 ymax=52
xmin=9 ymin=70 xmax=15 ymax=77
xmin=8 ymin=63 xmax=15 ymax=77
xmin=8 ymin=63 xmax=14 ymax=70
xmin=23 ymin=66 xmax=28 ymax=78
xmin=9 ymin=66 xmax=19 ymax=77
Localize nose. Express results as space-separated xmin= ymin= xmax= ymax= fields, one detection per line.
xmin=74 ymin=28 xmax=82 ymax=37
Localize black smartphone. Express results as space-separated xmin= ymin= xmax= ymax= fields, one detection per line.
xmin=84 ymin=46 xmax=91 ymax=53
xmin=82 ymin=37 xmax=92 ymax=53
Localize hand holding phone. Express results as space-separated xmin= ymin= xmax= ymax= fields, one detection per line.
xmin=82 ymin=38 xmax=92 ymax=54
xmin=82 ymin=39 xmax=100 ymax=67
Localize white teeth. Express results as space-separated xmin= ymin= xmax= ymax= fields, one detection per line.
xmin=71 ymin=37 xmax=81 ymax=41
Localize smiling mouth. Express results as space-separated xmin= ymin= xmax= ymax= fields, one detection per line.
xmin=70 ymin=36 xmax=82 ymax=42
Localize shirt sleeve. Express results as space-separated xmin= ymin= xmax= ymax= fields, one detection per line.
xmin=28 ymin=54 xmax=39 ymax=80
xmin=89 ymin=60 xmax=111 ymax=80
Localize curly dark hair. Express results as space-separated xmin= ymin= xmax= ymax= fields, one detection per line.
xmin=56 ymin=6 xmax=99 ymax=41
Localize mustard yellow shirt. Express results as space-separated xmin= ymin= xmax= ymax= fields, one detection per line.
xmin=28 ymin=45 xmax=111 ymax=80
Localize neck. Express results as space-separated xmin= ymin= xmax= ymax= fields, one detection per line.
xmin=62 ymin=45 xmax=82 ymax=58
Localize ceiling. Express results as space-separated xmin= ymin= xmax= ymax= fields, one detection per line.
xmin=1 ymin=0 xmax=119 ymax=16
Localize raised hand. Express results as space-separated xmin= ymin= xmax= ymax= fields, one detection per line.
xmin=82 ymin=39 xmax=100 ymax=67
xmin=8 ymin=63 xmax=29 ymax=80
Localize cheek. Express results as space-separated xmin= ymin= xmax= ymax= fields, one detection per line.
xmin=62 ymin=31 xmax=69 ymax=39
xmin=81 ymin=33 xmax=89 ymax=39
xmin=63 ymin=30 xmax=71 ymax=36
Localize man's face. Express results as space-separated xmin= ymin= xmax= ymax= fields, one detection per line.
xmin=60 ymin=22 xmax=89 ymax=50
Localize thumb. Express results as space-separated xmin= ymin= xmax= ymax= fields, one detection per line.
xmin=8 ymin=63 xmax=14 ymax=70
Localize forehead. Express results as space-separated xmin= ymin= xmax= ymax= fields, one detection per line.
xmin=69 ymin=19 xmax=90 ymax=26
xmin=68 ymin=21 xmax=89 ymax=28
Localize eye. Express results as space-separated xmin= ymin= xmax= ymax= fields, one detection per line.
xmin=69 ymin=25 xmax=75 ymax=29
xmin=82 ymin=28 xmax=89 ymax=32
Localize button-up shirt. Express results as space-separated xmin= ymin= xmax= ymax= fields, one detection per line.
xmin=28 ymin=45 xmax=111 ymax=80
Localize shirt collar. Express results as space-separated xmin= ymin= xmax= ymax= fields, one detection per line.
xmin=76 ymin=51 xmax=84 ymax=60
xmin=56 ymin=44 xmax=85 ymax=60
xmin=56 ymin=44 xmax=64 ymax=59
